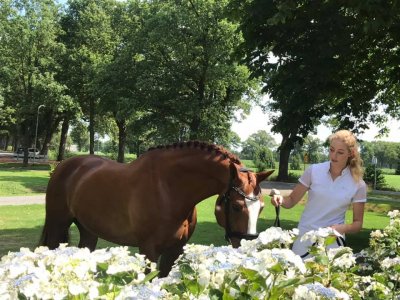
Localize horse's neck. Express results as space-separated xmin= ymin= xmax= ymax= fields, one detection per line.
xmin=140 ymin=151 xmax=232 ymax=205
xmin=177 ymin=158 xmax=229 ymax=196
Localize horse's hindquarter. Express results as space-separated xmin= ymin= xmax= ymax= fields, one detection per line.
xmin=51 ymin=156 xmax=141 ymax=244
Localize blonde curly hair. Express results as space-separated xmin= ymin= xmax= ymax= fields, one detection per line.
xmin=329 ymin=130 xmax=364 ymax=182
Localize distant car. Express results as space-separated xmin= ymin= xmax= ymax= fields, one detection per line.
xmin=13 ymin=148 xmax=40 ymax=158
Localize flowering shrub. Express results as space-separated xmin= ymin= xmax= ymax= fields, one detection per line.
xmin=1 ymin=210 xmax=399 ymax=299
xmin=0 ymin=245 xmax=158 ymax=299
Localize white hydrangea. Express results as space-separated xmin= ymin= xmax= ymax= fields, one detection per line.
xmin=240 ymin=227 xmax=298 ymax=253
xmin=327 ymin=247 xmax=356 ymax=269
xmin=370 ymin=229 xmax=384 ymax=239
xmin=293 ymin=282 xmax=350 ymax=300
xmin=300 ymin=227 xmax=342 ymax=244
xmin=0 ymin=245 xmax=156 ymax=299
xmin=388 ymin=210 xmax=399 ymax=219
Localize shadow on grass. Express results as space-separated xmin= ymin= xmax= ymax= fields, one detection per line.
xmin=0 ymin=219 xmax=374 ymax=258
xmin=0 ymin=175 xmax=49 ymax=193
xmin=0 ymin=162 xmax=51 ymax=171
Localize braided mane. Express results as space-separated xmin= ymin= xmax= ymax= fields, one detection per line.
xmin=147 ymin=141 xmax=241 ymax=164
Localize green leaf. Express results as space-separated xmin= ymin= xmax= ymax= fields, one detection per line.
xmin=276 ymin=277 xmax=301 ymax=289
xmin=268 ymin=262 xmax=284 ymax=273
xmin=179 ymin=263 xmax=195 ymax=275
xmin=209 ymin=288 xmax=223 ymax=300
xmin=324 ymin=236 xmax=337 ymax=246
xmin=184 ymin=279 xmax=201 ymax=295
xmin=142 ymin=270 xmax=159 ymax=283
xmin=239 ymin=267 xmax=259 ymax=280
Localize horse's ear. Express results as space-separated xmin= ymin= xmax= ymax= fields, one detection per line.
xmin=256 ymin=170 xmax=274 ymax=183
xmin=229 ymin=163 xmax=240 ymax=180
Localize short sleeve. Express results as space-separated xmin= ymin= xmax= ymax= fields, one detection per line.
xmin=298 ymin=165 xmax=312 ymax=188
xmin=352 ymin=180 xmax=367 ymax=203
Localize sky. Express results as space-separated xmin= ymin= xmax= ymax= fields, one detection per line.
xmin=231 ymin=106 xmax=400 ymax=144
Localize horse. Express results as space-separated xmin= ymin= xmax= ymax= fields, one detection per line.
xmin=39 ymin=141 xmax=273 ymax=276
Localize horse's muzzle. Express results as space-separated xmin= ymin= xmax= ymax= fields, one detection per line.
xmin=225 ymin=232 xmax=259 ymax=243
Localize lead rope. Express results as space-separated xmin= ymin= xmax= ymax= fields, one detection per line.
xmin=269 ymin=188 xmax=281 ymax=227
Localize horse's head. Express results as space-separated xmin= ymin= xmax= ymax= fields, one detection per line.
xmin=215 ymin=163 xmax=274 ymax=248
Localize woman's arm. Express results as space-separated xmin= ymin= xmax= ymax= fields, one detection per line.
xmin=331 ymin=202 xmax=365 ymax=235
xmin=270 ymin=183 xmax=308 ymax=209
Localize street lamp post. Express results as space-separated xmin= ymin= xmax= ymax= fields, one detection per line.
xmin=33 ymin=104 xmax=45 ymax=166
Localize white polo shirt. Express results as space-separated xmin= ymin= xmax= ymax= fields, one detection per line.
xmin=297 ymin=161 xmax=367 ymax=236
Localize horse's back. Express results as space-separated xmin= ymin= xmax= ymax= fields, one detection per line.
xmin=48 ymin=155 xmax=107 ymax=190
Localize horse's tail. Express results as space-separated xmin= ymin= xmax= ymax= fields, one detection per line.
xmin=38 ymin=222 xmax=47 ymax=246
xmin=38 ymin=217 xmax=70 ymax=249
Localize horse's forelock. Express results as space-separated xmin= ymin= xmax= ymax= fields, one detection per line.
xmin=146 ymin=141 xmax=241 ymax=164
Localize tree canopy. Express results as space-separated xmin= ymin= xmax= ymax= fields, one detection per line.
xmin=229 ymin=0 xmax=400 ymax=180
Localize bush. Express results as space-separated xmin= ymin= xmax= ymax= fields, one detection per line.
xmin=2 ymin=210 xmax=400 ymax=299
xmin=290 ymin=154 xmax=302 ymax=170
xmin=364 ymin=165 xmax=387 ymax=190
xmin=253 ymin=147 xmax=275 ymax=172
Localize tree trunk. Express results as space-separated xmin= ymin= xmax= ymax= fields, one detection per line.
xmin=89 ymin=97 xmax=95 ymax=155
xmin=277 ymin=135 xmax=292 ymax=182
xmin=21 ymin=122 xmax=31 ymax=167
xmin=42 ymin=116 xmax=61 ymax=156
xmin=116 ymin=119 xmax=126 ymax=163
xmin=57 ymin=118 xmax=70 ymax=161
xmin=189 ymin=117 xmax=201 ymax=140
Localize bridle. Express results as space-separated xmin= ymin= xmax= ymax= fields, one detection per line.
xmin=221 ymin=168 xmax=262 ymax=243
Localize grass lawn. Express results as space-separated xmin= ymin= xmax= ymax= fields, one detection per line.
xmin=1 ymin=161 xmax=399 ymax=258
xmin=1 ymin=194 xmax=399 ymax=258
xmin=384 ymin=174 xmax=400 ymax=191
xmin=0 ymin=165 xmax=50 ymax=196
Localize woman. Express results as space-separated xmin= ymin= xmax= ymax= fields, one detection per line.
xmin=271 ymin=130 xmax=367 ymax=258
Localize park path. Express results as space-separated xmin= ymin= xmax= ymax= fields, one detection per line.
xmin=0 ymin=182 xmax=297 ymax=206
xmin=0 ymin=181 xmax=399 ymax=206
xmin=0 ymin=194 xmax=46 ymax=206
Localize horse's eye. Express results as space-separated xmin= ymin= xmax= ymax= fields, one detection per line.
xmin=231 ymin=203 xmax=243 ymax=212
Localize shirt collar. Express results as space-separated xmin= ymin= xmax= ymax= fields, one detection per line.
xmin=327 ymin=161 xmax=350 ymax=176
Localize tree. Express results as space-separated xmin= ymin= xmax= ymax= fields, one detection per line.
xmin=70 ymin=121 xmax=89 ymax=151
xmin=364 ymin=165 xmax=386 ymax=190
xmin=228 ymin=0 xmax=400 ymax=180
xmin=94 ymin=0 xmax=150 ymax=162
xmin=254 ymin=147 xmax=275 ymax=172
xmin=240 ymin=130 xmax=277 ymax=160
xmin=139 ymin=0 xmax=260 ymax=143
xmin=0 ymin=0 xmax=68 ymax=166
xmin=59 ymin=0 xmax=117 ymax=155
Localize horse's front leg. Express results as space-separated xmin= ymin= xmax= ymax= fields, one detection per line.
xmin=138 ymin=243 xmax=161 ymax=275
xmin=158 ymin=244 xmax=185 ymax=277
xmin=159 ymin=208 xmax=198 ymax=277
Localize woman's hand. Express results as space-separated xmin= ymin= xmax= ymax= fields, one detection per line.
xmin=330 ymin=224 xmax=345 ymax=235
xmin=270 ymin=189 xmax=283 ymax=207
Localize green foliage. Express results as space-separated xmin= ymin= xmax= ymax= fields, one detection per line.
xmin=240 ymin=130 xmax=277 ymax=160
xmin=361 ymin=141 xmax=400 ymax=169
xmin=70 ymin=121 xmax=89 ymax=152
xmin=228 ymin=0 xmax=400 ymax=180
xmin=290 ymin=154 xmax=302 ymax=170
xmin=253 ymin=147 xmax=274 ymax=172
xmin=365 ymin=165 xmax=387 ymax=190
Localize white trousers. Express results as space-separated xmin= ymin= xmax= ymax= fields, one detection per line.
xmin=292 ymin=235 xmax=346 ymax=260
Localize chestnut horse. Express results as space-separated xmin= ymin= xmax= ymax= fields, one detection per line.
xmin=39 ymin=141 xmax=273 ymax=276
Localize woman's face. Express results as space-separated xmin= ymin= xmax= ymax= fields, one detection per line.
xmin=329 ymin=139 xmax=351 ymax=168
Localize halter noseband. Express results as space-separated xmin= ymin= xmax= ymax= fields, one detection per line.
xmin=222 ymin=168 xmax=261 ymax=243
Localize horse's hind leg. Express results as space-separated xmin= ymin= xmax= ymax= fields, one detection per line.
xmin=75 ymin=220 xmax=98 ymax=251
